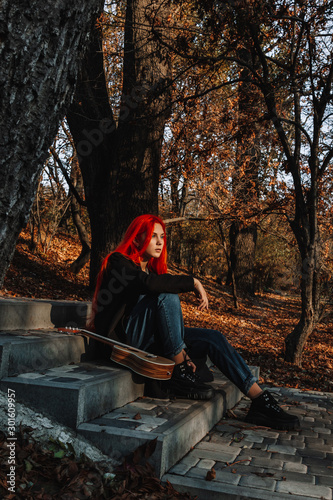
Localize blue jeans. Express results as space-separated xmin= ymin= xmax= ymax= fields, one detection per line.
xmin=125 ymin=293 xmax=257 ymax=395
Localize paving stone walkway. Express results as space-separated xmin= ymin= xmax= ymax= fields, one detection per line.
xmin=163 ymin=386 xmax=333 ymax=500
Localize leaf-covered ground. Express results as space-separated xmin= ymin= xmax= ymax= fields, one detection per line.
xmin=0 ymin=427 xmax=194 ymax=499
xmin=1 ymin=229 xmax=332 ymax=393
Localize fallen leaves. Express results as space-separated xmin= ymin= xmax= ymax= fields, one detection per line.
xmin=205 ymin=468 xmax=216 ymax=481
xmin=113 ymin=438 xmax=195 ymax=499
xmin=2 ymin=230 xmax=91 ymax=301
xmin=0 ymin=429 xmax=196 ymax=500
xmin=0 ymin=427 xmax=106 ymax=499
xmin=182 ymin=281 xmax=332 ymax=393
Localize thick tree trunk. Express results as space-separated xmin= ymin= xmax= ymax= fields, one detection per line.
xmin=67 ymin=0 xmax=172 ymax=287
xmin=283 ymin=138 xmax=322 ymax=363
xmin=224 ymin=4 xmax=330 ymax=365
xmin=285 ymin=306 xmax=314 ymax=367
xmin=0 ymin=0 xmax=104 ymax=287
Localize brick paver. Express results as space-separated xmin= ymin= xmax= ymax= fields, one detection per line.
xmin=165 ymin=387 xmax=333 ymax=499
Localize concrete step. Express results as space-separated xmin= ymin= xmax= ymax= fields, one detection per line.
xmin=0 ymin=297 xmax=91 ymax=330
xmin=0 ymin=329 xmax=91 ymax=378
xmin=161 ymin=474 xmax=304 ymax=500
xmin=77 ymin=366 xmax=260 ymax=478
xmin=0 ymin=361 xmax=145 ymax=428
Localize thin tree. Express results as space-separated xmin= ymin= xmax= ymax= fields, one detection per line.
xmin=211 ymin=0 xmax=333 ymax=364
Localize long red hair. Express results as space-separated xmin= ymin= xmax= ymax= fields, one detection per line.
xmin=89 ymin=214 xmax=167 ymax=329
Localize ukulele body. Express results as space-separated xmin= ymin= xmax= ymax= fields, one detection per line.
xmin=59 ymin=328 xmax=175 ymax=380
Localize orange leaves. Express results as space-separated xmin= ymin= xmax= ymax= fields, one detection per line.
xmin=180 ymin=273 xmax=333 ymax=393
xmin=2 ymin=228 xmax=91 ymax=301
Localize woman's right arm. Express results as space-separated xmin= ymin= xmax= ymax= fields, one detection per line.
xmin=193 ymin=278 xmax=209 ymax=311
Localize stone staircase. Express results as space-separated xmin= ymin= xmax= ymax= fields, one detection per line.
xmin=0 ymin=298 xmax=259 ymax=478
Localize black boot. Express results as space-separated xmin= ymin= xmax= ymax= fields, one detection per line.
xmin=189 ymin=355 xmax=214 ymax=382
xmin=166 ymin=361 xmax=215 ymax=400
xmin=245 ymin=390 xmax=300 ymax=430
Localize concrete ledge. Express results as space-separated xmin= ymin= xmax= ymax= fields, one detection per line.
xmin=78 ymin=392 xmax=226 ymax=478
xmin=0 ymin=362 xmax=145 ymax=428
xmin=0 ymin=298 xmax=91 ymax=330
xmin=0 ymin=330 xmax=90 ymax=378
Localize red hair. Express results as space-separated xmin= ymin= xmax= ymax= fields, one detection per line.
xmin=89 ymin=214 xmax=167 ymax=329
xmin=110 ymin=214 xmax=168 ymax=274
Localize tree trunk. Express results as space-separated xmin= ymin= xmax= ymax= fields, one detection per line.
xmin=69 ymin=157 xmax=91 ymax=274
xmin=285 ymin=192 xmax=321 ymax=365
xmin=218 ymin=222 xmax=239 ymax=308
xmin=284 ymin=247 xmax=319 ymax=366
xmin=229 ymin=221 xmax=256 ymax=297
xmin=67 ymin=0 xmax=172 ymax=287
xmin=0 ymin=0 xmax=104 ymax=287
xmin=229 ymin=47 xmax=259 ymax=296
xmin=213 ymin=2 xmax=331 ymax=364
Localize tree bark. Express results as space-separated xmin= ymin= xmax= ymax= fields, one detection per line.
xmin=68 ymin=157 xmax=91 ymax=275
xmin=0 ymin=0 xmax=104 ymax=287
xmin=284 ymin=242 xmax=320 ymax=365
xmin=229 ymin=221 xmax=257 ymax=296
xmin=67 ymin=0 xmax=172 ymax=287
xmin=229 ymin=48 xmax=259 ymax=296
xmin=218 ymin=222 xmax=239 ymax=309
xmin=284 ymin=175 xmax=321 ymax=365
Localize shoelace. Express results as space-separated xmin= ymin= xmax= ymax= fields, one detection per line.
xmin=262 ymin=393 xmax=282 ymax=412
xmin=178 ymin=362 xmax=197 ymax=383
xmin=184 ymin=354 xmax=205 ymax=383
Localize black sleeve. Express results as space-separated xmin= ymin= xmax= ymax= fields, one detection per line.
xmin=107 ymin=252 xmax=195 ymax=295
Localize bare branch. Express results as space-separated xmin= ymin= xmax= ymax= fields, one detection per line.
xmin=50 ymin=147 xmax=87 ymax=207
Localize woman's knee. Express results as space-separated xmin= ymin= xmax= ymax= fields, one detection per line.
xmin=201 ymin=329 xmax=233 ymax=351
xmin=157 ymin=292 xmax=181 ymax=309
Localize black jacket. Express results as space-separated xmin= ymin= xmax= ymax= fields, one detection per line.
xmin=94 ymin=252 xmax=195 ymax=338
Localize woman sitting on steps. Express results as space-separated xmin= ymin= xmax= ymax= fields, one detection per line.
xmin=90 ymin=214 xmax=299 ymax=431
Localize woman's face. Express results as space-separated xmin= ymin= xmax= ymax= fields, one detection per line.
xmin=138 ymin=223 xmax=165 ymax=260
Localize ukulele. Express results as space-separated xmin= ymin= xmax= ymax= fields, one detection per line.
xmin=58 ymin=328 xmax=175 ymax=380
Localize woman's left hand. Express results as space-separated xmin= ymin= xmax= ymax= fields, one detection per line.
xmin=193 ymin=278 xmax=209 ymax=311
xmin=182 ymin=349 xmax=196 ymax=372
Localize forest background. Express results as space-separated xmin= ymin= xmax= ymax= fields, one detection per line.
xmin=0 ymin=0 xmax=332 ymax=390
